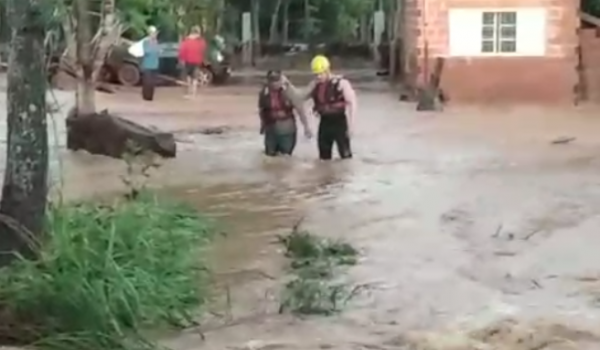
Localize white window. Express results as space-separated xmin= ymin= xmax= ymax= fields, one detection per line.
xmin=481 ymin=11 xmax=517 ymax=53
xmin=448 ymin=8 xmax=546 ymax=57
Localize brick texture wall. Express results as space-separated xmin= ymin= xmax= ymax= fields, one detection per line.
xmin=403 ymin=0 xmax=579 ymax=104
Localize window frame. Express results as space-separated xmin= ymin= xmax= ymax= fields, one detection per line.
xmin=480 ymin=10 xmax=518 ymax=55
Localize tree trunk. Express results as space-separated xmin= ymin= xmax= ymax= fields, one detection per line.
xmin=251 ymin=0 xmax=261 ymax=61
xmin=215 ymin=0 xmax=225 ymax=34
xmin=360 ymin=15 xmax=369 ymax=43
xmin=268 ymin=0 xmax=283 ymax=44
xmin=303 ymin=0 xmax=310 ymax=42
xmin=75 ymin=0 xmax=95 ymax=115
xmin=60 ymin=13 xmax=77 ymax=73
xmin=282 ymin=0 xmax=290 ymax=44
xmin=91 ymin=0 xmax=119 ymax=81
xmin=391 ymin=0 xmax=403 ymax=80
xmin=0 ymin=0 xmax=49 ymax=266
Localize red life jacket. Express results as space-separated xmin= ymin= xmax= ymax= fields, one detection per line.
xmin=259 ymin=86 xmax=294 ymax=121
xmin=311 ymin=78 xmax=346 ymax=116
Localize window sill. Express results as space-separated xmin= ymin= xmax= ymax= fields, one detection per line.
xmin=447 ymin=53 xmax=546 ymax=58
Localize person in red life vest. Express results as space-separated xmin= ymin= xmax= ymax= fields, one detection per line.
xmin=178 ymin=26 xmax=206 ymax=99
xmin=259 ymin=70 xmax=312 ymax=157
xmin=286 ymin=55 xmax=357 ymax=160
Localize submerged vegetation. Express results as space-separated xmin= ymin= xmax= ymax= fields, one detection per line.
xmin=278 ymin=225 xmax=360 ymax=315
xmin=0 ymin=192 xmax=214 ymax=350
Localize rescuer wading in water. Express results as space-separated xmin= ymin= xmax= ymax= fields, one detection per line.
xmin=259 ymin=70 xmax=312 ymax=156
xmin=285 ymin=55 xmax=357 ymax=160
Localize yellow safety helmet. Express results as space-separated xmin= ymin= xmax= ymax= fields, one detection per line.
xmin=311 ymin=55 xmax=330 ymax=74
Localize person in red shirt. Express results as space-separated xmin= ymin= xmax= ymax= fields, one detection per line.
xmin=178 ymin=26 xmax=206 ymax=98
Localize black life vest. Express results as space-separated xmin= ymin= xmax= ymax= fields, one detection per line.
xmin=259 ymin=86 xmax=294 ymax=121
xmin=311 ymin=77 xmax=346 ymax=116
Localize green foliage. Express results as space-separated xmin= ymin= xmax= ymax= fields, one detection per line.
xmin=116 ymin=0 xmax=381 ymax=41
xmin=278 ymin=227 xmax=360 ymax=315
xmin=281 ymin=278 xmax=358 ymax=315
xmin=0 ymin=192 xmax=214 ymax=350
xmin=117 ymin=0 xmax=224 ymax=39
xmin=0 ymin=0 xmax=385 ymax=45
xmin=316 ymin=0 xmax=377 ymax=41
xmin=280 ymin=228 xmax=358 ymax=269
xmin=583 ymin=0 xmax=600 ymax=16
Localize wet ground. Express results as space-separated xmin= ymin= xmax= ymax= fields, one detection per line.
xmin=16 ymin=84 xmax=600 ymax=349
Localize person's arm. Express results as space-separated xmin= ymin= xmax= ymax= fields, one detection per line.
xmin=301 ymin=80 xmax=317 ymax=101
xmin=178 ymin=39 xmax=187 ymax=62
xmin=282 ymin=75 xmax=315 ymax=101
xmin=198 ymin=39 xmax=207 ymax=64
xmin=283 ymin=86 xmax=310 ymax=132
xmin=339 ymin=79 xmax=357 ymax=134
xmin=258 ymin=89 xmax=267 ymax=134
xmin=142 ymin=39 xmax=149 ymax=58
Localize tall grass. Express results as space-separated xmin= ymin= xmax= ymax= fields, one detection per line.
xmin=0 ymin=192 xmax=214 ymax=350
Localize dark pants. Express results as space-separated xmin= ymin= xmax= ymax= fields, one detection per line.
xmin=141 ymin=69 xmax=157 ymax=101
xmin=264 ymin=125 xmax=297 ymax=156
xmin=184 ymin=63 xmax=200 ymax=78
xmin=317 ymin=113 xmax=352 ymax=160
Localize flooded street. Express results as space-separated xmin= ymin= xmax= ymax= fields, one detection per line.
xmin=53 ymin=88 xmax=600 ymax=349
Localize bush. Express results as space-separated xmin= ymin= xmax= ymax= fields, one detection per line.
xmin=0 ymin=192 xmax=214 ymax=350
xmin=278 ymin=227 xmax=360 ymax=316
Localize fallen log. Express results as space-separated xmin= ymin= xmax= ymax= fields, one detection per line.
xmin=50 ymin=68 xmax=117 ymax=93
xmin=66 ymin=108 xmax=177 ymax=159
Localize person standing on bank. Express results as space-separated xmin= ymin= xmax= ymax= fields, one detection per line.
xmin=178 ymin=26 xmax=207 ymax=99
xmin=141 ymin=26 xmax=160 ymax=101
xmin=259 ymin=70 xmax=312 ymax=157
xmin=288 ymin=55 xmax=357 ymax=160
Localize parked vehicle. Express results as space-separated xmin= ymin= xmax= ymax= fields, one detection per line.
xmin=104 ymin=35 xmax=231 ymax=87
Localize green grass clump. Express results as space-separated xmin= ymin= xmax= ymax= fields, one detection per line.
xmin=280 ymin=278 xmax=360 ymax=316
xmin=279 ymin=229 xmax=358 ymax=270
xmin=0 ymin=192 xmax=214 ymax=350
xmin=278 ymin=226 xmax=359 ymax=316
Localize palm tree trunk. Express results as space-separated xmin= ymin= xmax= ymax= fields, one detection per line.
xmin=0 ymin=0 xmax=49 ymax=266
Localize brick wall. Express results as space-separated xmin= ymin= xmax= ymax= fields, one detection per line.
xmin=403 ymin=0 xmax=579 ymax=104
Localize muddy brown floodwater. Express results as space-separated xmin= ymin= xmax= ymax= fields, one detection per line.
xmin=58 ymin=87 xmax=600 ymax=350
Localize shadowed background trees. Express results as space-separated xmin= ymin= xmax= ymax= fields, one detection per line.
xmin=0 ymin=0 xmax=392 ymax=47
